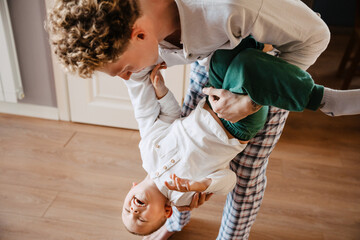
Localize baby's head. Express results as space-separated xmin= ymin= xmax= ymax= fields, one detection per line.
xmin=122 ymin=175 xmax=173 ymax=236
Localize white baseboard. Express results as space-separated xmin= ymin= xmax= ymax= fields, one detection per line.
xmin=0 ymin=102 xmax=59 ymax=120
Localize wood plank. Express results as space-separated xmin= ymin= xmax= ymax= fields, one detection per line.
xmin=43 ymin=192 xmax=124 ymax=229
xmin=250 ymin=216 xmax=325 ymax=240
xmin=0 ymin=212 xmax=137 ymax=240
xmin=0 ymin=183 xmax=57 ymax=217
xmin=0 ymin=165 xmax=141 ymax=201
xmin=63 ymin=131 xmax=144 ymax=178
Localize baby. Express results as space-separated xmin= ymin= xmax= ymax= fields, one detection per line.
xmin=121 ymin=37 xmax=360 ymax=236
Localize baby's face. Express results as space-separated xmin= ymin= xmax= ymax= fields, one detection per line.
xmin=122 ymin=182 xmax=167 ymax=235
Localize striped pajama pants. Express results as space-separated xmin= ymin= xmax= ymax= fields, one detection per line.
xmin=165 ymin=61 xmax=289 ymax=240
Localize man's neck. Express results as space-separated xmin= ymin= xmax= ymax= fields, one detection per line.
xmin=139 ymin=0 xmax=181 ymax=45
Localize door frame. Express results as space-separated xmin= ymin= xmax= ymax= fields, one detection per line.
xmin=45 ymin=0 xmax=71 ymax=121
xmin=0 ymin=0 xmax=23 ymax=103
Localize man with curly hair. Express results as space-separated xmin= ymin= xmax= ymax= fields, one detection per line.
xmin=46 ymin=0 xmax=330 ymax=239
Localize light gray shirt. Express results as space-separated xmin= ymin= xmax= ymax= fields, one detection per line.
xmin=132 ymin=0 xmax=330 ymax=84
xmin=130 ymin=0 xmax=330 ymax=125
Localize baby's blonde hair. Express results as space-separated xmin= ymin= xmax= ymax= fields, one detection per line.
xmin=46 ymin=0 xmax=140 ymax=78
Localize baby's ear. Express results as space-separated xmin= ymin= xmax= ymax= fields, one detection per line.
xmin=164 ymin=205 xmax=173 ymax=218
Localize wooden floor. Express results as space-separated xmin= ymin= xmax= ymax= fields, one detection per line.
xmin=1 ymin=33 xmax=360 ymax=240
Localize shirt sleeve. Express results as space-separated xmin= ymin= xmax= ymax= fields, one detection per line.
xmin=249 ymin=0 xmax=330 ymax=70
xmin=157 ymin=91 xmax=181 ymax=124
xmin=204 ymin=169 xmax=236 ymax=195
xmin=123 ymin=70 xmax=160 ymax=138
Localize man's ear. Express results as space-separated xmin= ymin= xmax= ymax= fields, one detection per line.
xmin=131 ymin=25 xmax=146 ymax=41
xmin=164 ymin=205 xmax=173 ymax=218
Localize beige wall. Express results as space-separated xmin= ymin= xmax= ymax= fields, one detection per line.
xmin=7 ymin=0 xmax=56 ymax=107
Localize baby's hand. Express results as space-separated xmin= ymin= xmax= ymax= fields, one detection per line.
xmin=165 ymin=174 xmax=211 ymax=193
xmin=150 ymin=62 xmax=168 ymax=99
xmin=165 ymin=174 xmax=191 ymax=192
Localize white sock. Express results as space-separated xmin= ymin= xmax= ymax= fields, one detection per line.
xmin=320 ymin=87 xmax=360 ymax=116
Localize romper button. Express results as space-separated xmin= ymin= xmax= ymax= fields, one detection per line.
xmin=155 ymin=144 xmax=160 ymax=148
xmin=155 ymin=172 xmax=159 ymax=177
xmin=171 ymin=159 xmax=175 ymax=163
xmin=163 ymin=166 xmax=168 ymax=170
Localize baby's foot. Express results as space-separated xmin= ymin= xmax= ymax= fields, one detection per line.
xmin=142 ymin=224 xmax=175 ymax=240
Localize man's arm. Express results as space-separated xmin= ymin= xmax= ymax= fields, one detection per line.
xmin=175 ymin=192 xmax=213 ymax=212
xmin=203 ymin=87 xmax=262 ymax=123
xmin=252 ymin=1 xmax=330 ymax=70
xmin=231 ymin=0 xmax=330 ymax=70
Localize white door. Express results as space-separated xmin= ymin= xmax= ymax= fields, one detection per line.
xmin=67 ymin=65 xmax=189 ymax=129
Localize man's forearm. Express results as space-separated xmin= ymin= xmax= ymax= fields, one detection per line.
xmin=251 ymin=0 xmax=330 ymax=70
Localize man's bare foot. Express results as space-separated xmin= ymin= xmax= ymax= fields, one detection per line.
xmin=142 ymin=224 xmax=175 ymax=240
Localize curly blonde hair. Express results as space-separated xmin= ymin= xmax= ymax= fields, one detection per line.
xmin=46 ymin=0 xmax=140 ymax=78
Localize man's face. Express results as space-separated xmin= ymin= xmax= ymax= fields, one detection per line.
xmin=100 ymin=34 xmax=159 ymax=80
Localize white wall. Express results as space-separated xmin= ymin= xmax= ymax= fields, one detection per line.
xmin=7 ymin=0 xmax=57 ymax=107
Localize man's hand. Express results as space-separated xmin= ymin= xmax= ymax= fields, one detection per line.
xmin=165 ymin=174 xmax=211 ymax=192
xmin=175 ymin=192 xmax=213 ymax=212
xmin=150 ymin=62 xmax=168 ymax=99
xmin=202 ymin=87 xmax=262 ymax=123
